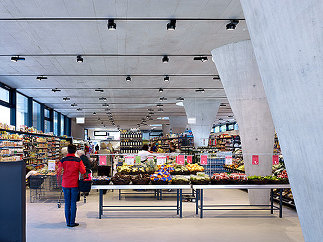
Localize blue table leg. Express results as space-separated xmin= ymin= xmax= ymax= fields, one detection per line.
xmin=180 ymin=189 xmax=183 ymax=218
xmin=119 ymin=189 xmax=121 ymax=200
xmin=99 ymin=189 xmax=103 ymax=219
xmin=200 ymin=189 xmax=203 ymax=218
xmin=196 ymin=189 xmax=199 ymax=215
xmin=177 ymin=189 xmax=179 ymax=215
xmin=270 ymin=189 xmax=274 ymax=214
xmin=279 ymin=188 xmax=283 ymax=218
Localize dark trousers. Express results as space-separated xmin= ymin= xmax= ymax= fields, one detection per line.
xmin=63 ymin=187 xmax=79 ymax=226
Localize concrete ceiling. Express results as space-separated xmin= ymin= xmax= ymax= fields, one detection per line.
xmin=0 ymin=0 xmax=248 ymax=129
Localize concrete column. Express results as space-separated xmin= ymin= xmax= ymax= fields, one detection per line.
xmin=212 ymin=40 xmax=275 ymax=205
xmin=169 ymin=116 xmax=187 ymax=134
xmin=162 ymin=124 xmax=171 ymax=136
xmin=240 ymin=1 xmax=323 ymax=240
xmin=183 ymin=99 xmax=220 ymax=147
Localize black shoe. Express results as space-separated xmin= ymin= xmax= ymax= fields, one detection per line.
xmin=67 ymin=223 xmax=79 ymax=227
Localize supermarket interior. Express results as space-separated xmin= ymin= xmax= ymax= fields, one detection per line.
xmin=0 ymin=1 xmax=321 ymax=242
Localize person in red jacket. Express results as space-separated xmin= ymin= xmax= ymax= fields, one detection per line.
xmin=57 ymin=144 xmax=86 ymax=227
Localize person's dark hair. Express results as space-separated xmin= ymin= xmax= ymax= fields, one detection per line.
xmin=67 ymin=144 xmax=77 ymax=154
xmin=142 ymin=144 xmax=149 ymax=151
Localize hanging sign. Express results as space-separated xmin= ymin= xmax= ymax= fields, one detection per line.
xmin=200 ymin=155 xmax=208 ymax=165
xmin=186 ymin=155 xmax=193 ymax=164
xmin=125 ymin=155 xmax=135 ymax=165
xmin=225 ymin=155 xmax=233 ymax=165
xmin=272 ymin=155 xmax=279 ymax=165
xmin=48 ymin=160 xmax=56 ymax=171
xmin=135 ymin=156 xmax=141 ymax=164
xmin=147 ymin=156 xmax=154 ymax=162
xmin=252 ymin=155 xmax=259 ymax=165
xmin=176 ymin=155 xmax=185 ymax=165
xmin=99 ymin=156 xmax=107 ymax=166
xmin=157 ymin=156 xmax=166 ymax=165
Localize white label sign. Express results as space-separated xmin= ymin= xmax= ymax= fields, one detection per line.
xmin=157 ymin=156 xmax=166 ymax=165
xmin=125 ymin=156 xmax=135 ymax=165
xmin=225 ymin=156 xmax=233 ymax=165
xmin=48 ymin=160 xmax=56 ymax=171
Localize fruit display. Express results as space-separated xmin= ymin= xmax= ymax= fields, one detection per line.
xmin=247 ymin=176 xmax=288 ymax=184
xmin=131 ymin=174 xmax=151 ymax=185
xmin=186 ymin=163 xmax=204 ymax=174
xmin=111 ymin=173 xmax=131 ymax=185
xmin=92 ymin=176 xmax=111 ymax=185
xmin=171 ymin=164 xmax=190 ymax=175
xmin=150 ymin=165 xmax=172 ymax=185
xmin=190 ymin=172 xmax=210 ymax=185
xmin=171 ymin=175 xmax=190 ymax=185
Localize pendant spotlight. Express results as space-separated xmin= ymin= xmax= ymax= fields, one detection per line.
xmin=195 ymin=88 xmax=205 ymax=93
xmin=167 ymin=19 xmax=176 ymax=30
xmin=36 ymin=76 xmax=47 ymax=81
xmin=193 ymin=56 xmax=208 ymax=62
xmin=11 ymin=56 xmax=25 ymax=62
xmin=76 ymin=55 xmax=83 ymax=63
xmin=93 ymin=112 xmax=96 ymax=115
xmin=95 ymin=89 xmax=104 ymax=92
xmin=159 ymin=88 xmax=163 ymax=93
xmin=126 ymin=76 xmax=131 ymax=82
xmin=71 ymin=103 xmax=78 ymax=107
xmin=164 ymin=75 xmax=169 ymax=82
xmin=162 ymin=55 xmax=169 ymax=63
xmin=63 ymin=97 xmax=70 ymax=101
xmin=226 ymin=20 xmax=239 ymax=30
xmin=107 ymin=19 xmax=116 ymax=30
xmin=51 ymin=88 xmax=61 ymax=92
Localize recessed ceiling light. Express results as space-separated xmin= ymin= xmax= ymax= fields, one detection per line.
xmin=193 ymin=56 xmax=208 ymax=62
xmin=164 ymin=75 xmax=169 ymax=82
xmin=159 ymin=88 xmax=163 ymax=93
xmin=36 ymin=76 xmax=47 ymax=81
xmin=226 ymin=20 xmax=239 ymax=30
xmin=11 ymin=56 xmax=25 ymax=62
xmin=107 ymin=19 xmax=116 ymax=30
xmin=51 ymin=88 xmax=61 ymax=92
xmin=126 ymin=76 xmax=131 ymax=82
xmin=162 ymin=55 xmax=169 ymax=63
xmin=76 ymin=55 xmax=83 ymax=63
xmin=167 ymin=19 xmax=176 ymax=30
xmin=95 ymin=89 xmax=104 ymax=92
xmin=63 ymin=97 xmax=70 ymax=101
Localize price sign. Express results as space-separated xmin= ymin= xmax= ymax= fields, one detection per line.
xmin=200 ymin=155 xmax=208 ymax=165
xmin=272 ymin=155 xmax=279 ymax=165
xmin=48 ymin=160 xmax=56 ymax=171
xmin=147 ymin=156 xmax=154 ymax=162
xmin=186 ymin=155 xmax=193 ymax=164
xmin=125 ymin=155 xmax=135 ymax=165
xmin=252 ymin=155 xmax=259 ymax=165
xmin=176 ymin=155 xmax=185 ymax=165
xmin=157 ymin=156 xmax=166 ymax=165
xmin=135 ymin=156 xmax=141 ymax=164
xmin=99 ymin=156 xmax=107 ymax=166
xmin=225 ymin=155 xmax=233 ymax=165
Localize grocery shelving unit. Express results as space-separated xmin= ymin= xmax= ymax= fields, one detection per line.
xmin=120 ymin=130 xmax=143 ymax=154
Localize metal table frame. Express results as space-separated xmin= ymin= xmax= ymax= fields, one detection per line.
xmin=92 ymin=185 xmax=191 ymax=219
xmin=192 ymin=184 xmax=291 ymax=218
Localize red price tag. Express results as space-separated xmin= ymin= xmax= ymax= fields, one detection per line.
xmin=272 ymin=155 xmax=279 ymax=165
xmin=99 ymin=156 xmax=107 ymax=166
xmin=252 ymin=155 xmax=259 ymax=165
xmin=186 ymin=155 xmax=193 ymax=164
xmin=200 ymin=155 xmax=208 ymax=165
xmin=176 ymin=155 xmax=185 ymax=165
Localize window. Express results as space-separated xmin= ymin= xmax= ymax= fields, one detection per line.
xmin=0 ymin=86 xmax=10 ymax=125
xmin=54 ymin=111 xmax=58 ymax=136
xmin=16 ymin=93 xmax=28 ymax=128
xmin=60 ymin=115 xmax=65 ymax=136
xmin=44 ymin=108 xmax=50 ymax=118
xmin=0 ymin=105 xmax=10 ymax=124
xmin=0 ymin=87 xmax=9 ymax=103
xmin=44 ymin=120 xmax=51 ymax=133
xmin=32 ymin=101 xmax=41 ymax=130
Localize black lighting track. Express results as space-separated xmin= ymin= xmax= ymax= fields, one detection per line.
xmin=18 ymin=87 xmax=224 ymax=90
xmin=0 ymin=74 xmax=219 ymax=77
xmin=0 ymin=17 xmax=245 ymax=21
xmin=0 ymin=54 xmax=213 ymax=57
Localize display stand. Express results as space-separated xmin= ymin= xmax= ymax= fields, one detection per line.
xmin=0 ymin=161 xmax=26 ymax=242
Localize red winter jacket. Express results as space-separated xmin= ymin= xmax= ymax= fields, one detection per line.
xmin=58 ymin=153 xmax=86 ymax=188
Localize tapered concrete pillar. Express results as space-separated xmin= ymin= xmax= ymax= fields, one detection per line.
xmin=240 ymin=1 xmax=323 ymax=241
xmin=183 ymin=99 xmax=220 ymax=147
xmin=212 ymin=40 xmax=275 ymax=205
xmin=169 ymin=116 xmax=187 ymax=134
xmin=162 ymin=124 xmax=171 ymax=136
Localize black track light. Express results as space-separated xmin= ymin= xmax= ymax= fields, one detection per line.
xmin=226 ymin=20 xmax=239 ymax=30
xmin=76 ymin=55 xmax=83 ymax=63
xmin=93 ymin=112 xmax=96 ymax=115
xmin=102 ymin=103 xmax=109 ymax=107
xmin=159 ymin=88 xmax=163 ymax=93
xmin=71 ymin=103 xmax=78 ymax=107
xmin=51 ymin=88 xmax=61 ymax=92
xmin=126 ymin=76 xmax=131 ymax=82
xmin=195 ymin=88 xmax=205 ymax=93
xmin=228 ymin=115 xmax=234 ymax=118
xmin=95 ymin=89 xmax=104 ymax=92
xmin=76 ymin=108 xmax=82 ymax=111
xmin=99 ymin=97 xmax=107 ymax=101
xmin=176 ymin=97 xmax=184 ymax=101
xmin=63 ymin=97 xmax=70 ymax=101
xmin=11 ymin=56 xmax=25 ymax=62
xmin=107 ymin=19 xmax=116 ymax=30
xmin=162 ymin=55 xmax=169 ymax=63
xmin=167 ymin=19 xmax=176 ymax=30
xmin=36 ymin=76 xmax=47 ymax=81
xmin=193 ymin=56 xmax=208 ymax=62
xmin=220 ymin=104 xmax=227 ymax=107
xmin=159 ymin=97 xmax=167 ymax=101
xmin=158 ymin=108 xmax=164 ymax=112
xmin=156 ymin=104 xmax=163 ymax=107
xmin=164 ymin=75 xmax=169 ymax=82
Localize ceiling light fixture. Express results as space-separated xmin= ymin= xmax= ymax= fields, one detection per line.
xmin=51 ymin=88 xmax=61 ymax=92
xmin=102 ymin=103 xmax=109 ymax=107
xmin=193 ymin=56 xmax=208 ymax=62
xmin=195 ymin=88 xmax=205 ymax=93
xmin=176 ymin=97 xmax=184 ymax=101
xmin=76 ymin=108 xmax=82 ymax=111
xmin=164 ymin=75 xmax=169 ymax=82
xmin=95 ymin=89 xmax=104 ymax=92
xmin=36 ymin=76 xmax=47 ymax=81
xmin=99 ymin=97 xmax=107 ymax=101
xmin=167 ymin=19 xmax=176 ymax=30
xmin=76 ymin=55 xmax=83 ymax=63
xmin=220 ymin=104 xmax=227 ymax=107
xmin=11 ymin=56 xmax=25 ymax=62
xmin=176 ymin=101 xmax=184 ymax=107
xmin=93 ymin=112 xmax=96 ymax=115
xmin=71 ymin=103 xmax=78 ymax=107
xmin=63 ymin=97 xmax=70 ymax=101
xmin=162 ymin=55 xmax=169 ymax=63
xmin=159 ymin=97 xmax=167 ymax=101
xmin=107 ymin=19 xmax=116 ymax=30
xmin=126 ymin=76 xmax=131 ymax=82
xmin=226 ymin=20 xmax=239 ymax=30
xmin=158 ymin=108 xmax=164 ymax=112
xmin=156 ymin=104 xmax=163 ymax=107
xmin=159 ymin=88 xmax=163 ymax=93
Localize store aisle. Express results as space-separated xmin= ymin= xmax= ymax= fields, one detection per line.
xmin=27 ymin=189 xmax=303 ymax=242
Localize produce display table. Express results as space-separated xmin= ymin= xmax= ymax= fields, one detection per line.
xmin=92 ymin=185 xmax=191 ymax=219
xmin=192 ymin=184 xmax=291 ymax=218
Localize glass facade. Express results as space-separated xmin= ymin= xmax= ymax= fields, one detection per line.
xmin=61 ymin=115 xmax=65 ymax=136
xmin=44 ymin=108 xmax=50 ymax=118
xmin=44 ymin=120 xmax=51 ymax=133
xmin=0 ymin=87 xmax=9 ymax=103
xmin=16 ymin=93 xmax=28 ymax=128
xmin=0 ymin=105 xmax=10 ymax=124
xmin=54 ymin=111 xmax=58 ymax=136
xmin=33 ymin=101 xmax=41 ymax=130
